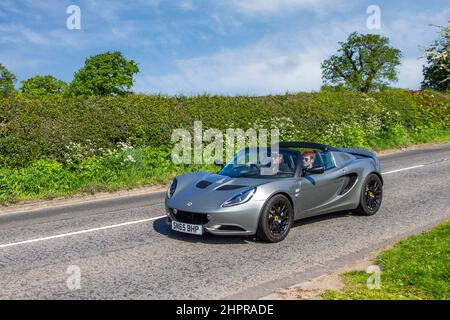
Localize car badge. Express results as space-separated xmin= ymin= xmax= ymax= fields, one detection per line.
xmin=187 ymin=202 xmax=193 ymax=207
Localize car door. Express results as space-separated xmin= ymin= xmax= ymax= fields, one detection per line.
xmin=298 ymin=151 xmax=347 ymax=217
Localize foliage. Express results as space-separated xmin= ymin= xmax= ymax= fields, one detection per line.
xmin=320 ymin=84 xmax=351 ymax=92
xmin=422 ymin=22 xmax=450 ymax=91
xmin=19 ymin=75 xmax=67 ymax=97
xmin=0 ymin=146 xmax=212 ymax=203
xmin=323 ymin=220 xmax=450 ymax=300
xmin=67 ymin=51 xmax=139 ymax=96
xmin=0 ymin=90 xmax=448 ymax=168
xmin=0 ymin=63 xmax=16 ymax=97
xmin=321 ymin=32 xmax=402 ymax=92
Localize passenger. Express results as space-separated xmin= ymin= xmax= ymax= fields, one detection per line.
xmin=302 ymin=149 xmax=316 ymax=169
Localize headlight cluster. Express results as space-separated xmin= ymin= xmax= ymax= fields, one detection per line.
xmin=167 ymin=178 xmax=177 ymax=199
xmin=221 ymin=188 xmax=256 ymax=207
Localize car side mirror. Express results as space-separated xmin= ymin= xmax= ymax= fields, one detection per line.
xmin=214 ymin=160 xmax=224 ymax=168
xmin=307 ymin=166 xmax=325 ymax=174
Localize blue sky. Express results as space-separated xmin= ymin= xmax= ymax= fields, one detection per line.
xmin=0 ymin=0 xmax=449 ymax=95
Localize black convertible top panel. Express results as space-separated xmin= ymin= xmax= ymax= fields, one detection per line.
xmin=275 ymin=142 xmax=341 ymax=152
xmin=340 ymin=148 xmax=377 ymax=160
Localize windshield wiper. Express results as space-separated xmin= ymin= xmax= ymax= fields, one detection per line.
xmin=239 ymin=172 xmax=258 ymax=177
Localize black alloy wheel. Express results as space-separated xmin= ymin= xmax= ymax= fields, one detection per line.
xmin=354 ymin=174 xmax=383 ymax=216
xmin=257 ymin=194 xmax=293 ymax=243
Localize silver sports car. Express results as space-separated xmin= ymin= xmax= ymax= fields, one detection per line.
xmin=165 ymin=142 xmax=383 ymax=242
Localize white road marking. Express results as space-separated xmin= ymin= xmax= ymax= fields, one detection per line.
xmin=0 ymin=163 xmax=434 ymax=249
xmin=382 ymin=165 xmax=425 ymax=175
xmin=0 ymin=215 xmax=165 ymax=249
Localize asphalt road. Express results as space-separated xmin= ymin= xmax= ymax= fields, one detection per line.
xmin=0 ymin=143 xmax=449 ymax=299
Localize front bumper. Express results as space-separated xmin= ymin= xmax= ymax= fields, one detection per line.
xmin=165 ymin=200 xmax=265 ymax=236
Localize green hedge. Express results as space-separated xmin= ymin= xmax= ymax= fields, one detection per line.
xmin=0 ymin=146 xmax=213 ymax=203
xmin=1 ymin=89 xmax=449 ymax=168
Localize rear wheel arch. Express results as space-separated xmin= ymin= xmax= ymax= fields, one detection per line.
xmin=370 ymin=171 xmax=384 ymax=185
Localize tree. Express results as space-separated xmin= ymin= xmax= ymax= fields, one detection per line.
xmin=321 ymin=32 xmax=402 ymax=92
xmin=68 ymin=51 xmax=139 ymax=96
xmin=421 ymin=23 xmax=449 ymax=91
xmin=19 ymin=75 xmax=67 ymax=97
xmin=0 ymin=63 xmax=17 ymax=97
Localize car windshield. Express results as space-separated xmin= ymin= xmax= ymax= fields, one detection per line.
xmin=219 ymin=148 xmax=299 ymax=178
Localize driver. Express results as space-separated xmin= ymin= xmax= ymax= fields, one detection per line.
xmin=269 ymin=153 xmax=291 ymax=174
xmin=302 ymin=149 xmax=316 ymax=169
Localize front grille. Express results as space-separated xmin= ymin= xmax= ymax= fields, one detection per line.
xmin=171 ymin=209 xmax=209 ymax=225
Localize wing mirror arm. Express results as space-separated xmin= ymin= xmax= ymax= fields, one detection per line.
xmin=304 ymin=166 xmax=325 ymax=175
xmin=214 ymin=159 xmax=224 ymax=169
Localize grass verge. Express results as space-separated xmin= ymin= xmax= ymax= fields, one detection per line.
xmin=323 ymin=220 xmax=450 ymax=300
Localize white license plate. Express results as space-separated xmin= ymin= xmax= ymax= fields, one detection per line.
xmin=172 ymin=221 xmax=203 ymax=235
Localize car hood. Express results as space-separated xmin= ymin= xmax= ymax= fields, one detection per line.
xmin=166 ymin=172 xmax=272 ymax=211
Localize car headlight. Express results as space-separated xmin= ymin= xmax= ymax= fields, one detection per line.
xmin=167 ymin=178 xmax=177 ymax=199
xmin=221 ymin=188 xmax=256 ymax=207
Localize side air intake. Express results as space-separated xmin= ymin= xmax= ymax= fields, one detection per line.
xmin=339 ymin=173 xmax=358 ymax=195
xmin=216 ymin=185 xmax=247 ymax=191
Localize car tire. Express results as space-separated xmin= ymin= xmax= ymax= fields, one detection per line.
xmin=256 ymin=194 xmax=293 ymax=243
xmin=353 ymin=173 xmax=383 ymax=216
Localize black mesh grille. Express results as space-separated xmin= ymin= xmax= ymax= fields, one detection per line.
xmin=218 ymin=225 xmax=246 ymax=231
xmin=171 ymin=210 xmax=209 ymax=225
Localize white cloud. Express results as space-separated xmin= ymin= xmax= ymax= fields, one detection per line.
xmin=378 ymin=8 xmax=450 ymax=89
xmin=222 ymin=0 xmax=345 ymax=15
xmin=135 ymin=6 xmax=450 ymax=95
xmin=134 ymin=25 xmax=351 ymax=95
xmin=135 ymin=43 xmax=328 ymax=95
xmin=179 ymin=0 xmax=195 ymax=11
xmin=2 ymin=1 xmax=447 ymax=94
xmin=21 ymin=28 xmax=49 ymax=45
xmin=396 ymin=58 xmax=425 ymax=90
xmin=0 ymin=24 xmax=49 ymax=45
xmin=381 ymin=8 xmax=450 ymax=52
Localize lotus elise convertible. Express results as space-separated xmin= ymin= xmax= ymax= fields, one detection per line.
xmin=165 ymin=142 xmax=383 ymax=242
